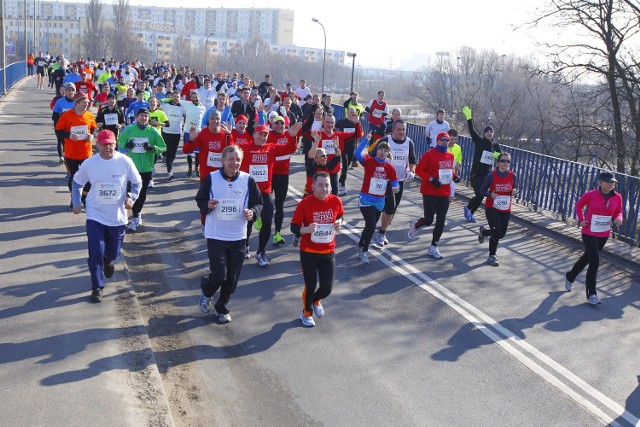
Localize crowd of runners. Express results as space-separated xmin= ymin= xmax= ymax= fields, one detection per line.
xmin=40 ymin=53 xmax=624 ymax=327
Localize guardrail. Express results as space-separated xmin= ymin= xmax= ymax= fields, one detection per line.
xmin=332 ymin=103 xmax=640 ymax=246
xmin=0 ymin=61 xmax=27 ymax=96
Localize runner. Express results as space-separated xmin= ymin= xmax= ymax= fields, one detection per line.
xmin=71 ymin=130 xmax=142 ymax=303
xmin=564 ymin=172 xmax=623 ymax=304
xmin=195 ymin=145 xmax=263 ymax=323
xmin=461 ymin=106 xmax=501 ymax=223
xmin=54 ymin=92 xmax=97 ymax=209
xmin=364 ymin=90 xmax=388 ymax=134
xmin=477 ymin=152 xmax=518 ymax=267
xmin=407 ymin=132 xmax=460 ymax=259
xmin=35 ymin=52 xmax=48 ymax=90
xmin=236 ymin=124 xmax=299 ymax=266
xmin=369 ymin=119 xmax=417 ymax=247
xmin=183 ymin=109 xmax=234 ymax=182
xmin=290 ymin=172 xmax=345 ymax=327
xmin=304 ymin=141 xmax=342 ymax=197
xmin=159 ymin=91 xmax=185 ymax=180
xmin=182 ymin=91 xmax=207 ymax=178
xmin=117 ymin=107 xmax=167 ymax=231
xmin=353 ymin=133 xmax=399 ymax=264
xmin=336 ymin=107 xmax=361 ymax=196
xmin=267 ymin=116 xmax=303 ymax=245
xmin=424 ymin=109 xmax=450 ymax=148
xmin=95 ymin=93 xmax=125 ymax=137
xmin=52 ymin=83 xmax=77 ymax=165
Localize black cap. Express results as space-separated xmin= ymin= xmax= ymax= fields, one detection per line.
xmin=136 ymin=107 xmax=150 ymax=115
xmin=599 ymin=172 xmax=618 ymax=183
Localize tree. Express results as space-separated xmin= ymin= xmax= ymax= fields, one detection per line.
xmin=111 ymin=0 xmax=135 ymax=60
xmin=83 ymin=0 xmax=104 ymax=59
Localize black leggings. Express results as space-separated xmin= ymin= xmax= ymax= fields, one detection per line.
xmin=339 ymin=140 xmax=357 ymax=186
xmin=467 ymin=172 xmax=486 ymax=213
xmin=55 ymin=132 xmax=65 ymax=158
xmin=202 ymin=238 xmax=246 ymax=315
xmin=300 ymin=251 xmax=335 ymax=315
xmin=415 ymin=195 xmax=450 ymax=246
xmin=566 ymin=234 xmax=608 ymax=298
xmin=132 ymin=172 xmax=152 ymax=218
xmin=358 ymin=204 xmax=382 ymax=252
xmin=162 ymin=132 xmax=181 ymax=173
xmin=329 ymin=172 xmax=339 ymax=196
xmin=383 ymin=181 xmax=404 ymax=215
xmin=483 ymin=207 xmax=511 ymax=255
xmin=272 ymin=174 xmax=289 ymax=233
xmin=65 ymin=158 xmax=91 ymax=196
xmin=247 ymin=192 xmax=274 ymax=254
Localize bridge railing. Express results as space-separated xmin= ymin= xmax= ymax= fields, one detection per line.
xmin=332 ymin=104 xmax=640 ymax=245
xmin=1 ymin=61 xmax=27 ymax=96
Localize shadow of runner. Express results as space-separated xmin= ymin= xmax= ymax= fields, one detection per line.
xmin=609 ymin=376 xmax=640 ymax=427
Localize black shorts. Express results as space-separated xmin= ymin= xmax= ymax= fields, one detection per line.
xmin=36 ymin=67 xmax=45 ymax=76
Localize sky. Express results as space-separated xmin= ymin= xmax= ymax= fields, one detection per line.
xmin=120 ymin=0 xmax=552 ymax=69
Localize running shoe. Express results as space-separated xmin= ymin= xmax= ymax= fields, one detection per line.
xmin=478 ymin=225 xmax=486 ymax=244
xmin=148 ymin=179 xmax=154 ymax=188
xmin=127 ymin=217 xmax=140 ymax=231
xmin=186 ymin=169 xmax=193 ymax=178
xmin=313 ymin=303 xmax=325 ymax=318
xmin=199 ymin=292 xmax=212 ymax=313
xmin=564 ymin=277 xmax=573 ymax=292
xmin=373 ymin=231 xmax=385 ymax=248
xmin=216 ymin=311 xmax=232 ymax=323
xmin=292 ymin=236 xmax=300 ymax=248
xmin=244 ymin=246 xmax=251 ymax=259
xmin=195 ymin=169 xmax=200 ymax=178
xmin=90 ymin=288 xmax=103 ymax=303
xmin=167 ymin=172 xmax=174 ymax=181
xmin=273 ymin=231 xmax=285 ymax=245
xmin=463 ymin=206 xmax=473 ymax=222
xmin=103 ymin=260 xmax=115 ymax=278
xmin=407 ymin=221 xmax=418 ymax=241
xmin=587 ymin=294 xmax=602 ymax=305
xmin=355 ymin=244 xmax=369 ymax=264
xmin=256 ymin=252 xmax=270 ymax=267
xmin=469 ymin=212 xmax=477 ymax=223
xmin=300 ymin=311 xmax=315 ymax=327
xmin=338 ymin=185 xmax=347 ymax=196
xmin=59 ymin=157 xmax=65 ymax=165
xmin=428 ymin=245 xmax=443 ymax=259
xmin=487 ymin=255 xmax=499 ymax=266
xmin=255 ymin=217 xmax=262 ymax=231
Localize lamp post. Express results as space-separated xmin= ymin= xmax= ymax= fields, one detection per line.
xmin=346 ymin=52 xmax=356 ymax=93
xmin=311 ymin=18 xmax=325 ymax=98
xmin=204 ymin=32 xmax=214 ymax=76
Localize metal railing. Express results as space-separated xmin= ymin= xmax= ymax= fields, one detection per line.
xmin=0 ymin=61 xmax=27 ymax=96
xmin=332 ymin=104 xmax=640 ymax=245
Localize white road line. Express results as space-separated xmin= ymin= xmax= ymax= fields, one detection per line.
xmin=288 ymin=186 xmax=637 ymax=427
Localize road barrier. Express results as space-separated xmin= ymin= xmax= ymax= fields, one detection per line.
xmin=0 ymin=61 xmax=27 ymax=96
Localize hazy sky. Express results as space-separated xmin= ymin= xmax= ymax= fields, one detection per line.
xmin=125 ymin=0 xmax=552 ymax=67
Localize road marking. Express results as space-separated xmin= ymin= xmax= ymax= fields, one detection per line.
xmin=288 ymin=186 xmax=637 ymax=427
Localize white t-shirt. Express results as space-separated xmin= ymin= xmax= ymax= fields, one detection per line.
xmin=425 ymin=119 xmax=450 ymax=147
xmin=73 ymin=152 xmax=142 ymax=226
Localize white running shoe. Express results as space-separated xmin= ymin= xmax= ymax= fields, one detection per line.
xmin=407 ymin=221 xmax=418 ymax=241
xmin=373 ymin=231 xmax=385 ymax=247
xmin=428 ymin=245 xmax=443 ymax=259
xmin=127 ymin=217 xmax=140 ymax=231
xmin=148 ymin=179 xmax=154 ymax=188
xmin=487 ymin=255 xmax=499 ymax=266
xmin=587 ymin=294 xmax=602 ymax=305
xmin=217 ymin=312 xmax=232 ymax=323
xmin=199 ymin=292 xmax=212 ymax=313
xmin=338 ymin=185 xmax=347 ymax=196
xmin=300 ymin=311 xmax=315 ymax=327
xmin=356 ymin=244 xmax=369 ymax=264
xmin=256 ymin=252 xmax=270 ymax=267
xmin=313 ymin=303 xmax=325 ymax=318
xmin=564 ymin=278 xmax=573 ymax=292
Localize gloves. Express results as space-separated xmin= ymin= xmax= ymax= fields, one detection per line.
xmin=406 ymin=171 xmax=415 ymax=181
xmin=430 ymin=178 xmax=442 ymax=188
xmin=144 ymin=142 xmax=154 ymax=151
xmin=453 ymin=176 xmax=461 ymax=184
xmin=124 ymin=140 xmax=134 ymax=149
xmin=425 ymin=136 xmax=432 ymax=145
xmin=462 ymin=106 xmax=472 ymax=121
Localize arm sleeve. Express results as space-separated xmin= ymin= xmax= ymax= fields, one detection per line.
xmin=195 ymin=173 xmax=212 ymax=215
xmin=247 ymin=177 xmax=264 ymax=220
xmin=354 ymin=137 xmax=369 ymax=163
xmin=467 ymin=119 xmax=481 ymax=144
xmin=408 ymin=141 xmax=417 ymax=165
xmin=480 ymin=172 xmax=494 ymax=197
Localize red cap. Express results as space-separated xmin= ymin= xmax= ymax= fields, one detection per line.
xmin=73 ymin=92 xmax=88 ymax=103
xmin=96 ymin=129 xmax=116 ymax=145
xmin=235 ymin=114 xmax=248 ymax=123
xmin=436 ymin=131 xmax=450 ymax=142
xmin=253 ymin=124 xmax=270 ymax=134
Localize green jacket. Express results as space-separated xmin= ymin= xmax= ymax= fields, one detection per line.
xmin=117 ymin=124 xmax=166 ymax=173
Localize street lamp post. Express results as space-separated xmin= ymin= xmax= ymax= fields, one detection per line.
xmin=311 ymin=18 xmax=326 ymax=98
xmin=204 ymin=32 xmax=214 ymax=76
xmin=346 ymin=52 xmax=356 ymax=93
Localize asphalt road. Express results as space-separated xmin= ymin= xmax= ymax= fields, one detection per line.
xmin=2 ymin=78 xmax=640 ymax=426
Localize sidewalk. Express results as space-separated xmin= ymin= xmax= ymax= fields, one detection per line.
xmin=0 ymin=78 xmax=174 ymax=426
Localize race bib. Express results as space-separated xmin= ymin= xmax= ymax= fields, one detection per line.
xmin=215 ymin=199 xmax=243 ymax=221
xmin=249 ymin=164 xmax=268 ymax=182
xmin=590 ymin=214 xmax=611 ymax=233
xmin=342 ymin=127 xmax=355 ymax=133
xmin=70 ymin=125 xmax=88 ymax=139
xmin=207 ymin=152 xmax=222 ymax=168
xmin=372 ymin=109 xmax=383 ymax=118
xmin=480 ymin=150 xmax=495 ymax=165
xmin=438 ymin=169 xmax=453 ymax=185
xmin=311 ymin=223 xmax=335 ymax=244
xmin=322 ymin=139 xmax=335 ymax=155
xmin=368 ymin=177 xmax=387 ymax=196
xmin=94 ymin=182 xmax=121 ymax=204
xmin=131 ymin=137 xmax=148 ymax=154
xmin=104 ymin=114 xmax=118 ymax=126
xmin=493 ymin=195 xmax=511 ymax=211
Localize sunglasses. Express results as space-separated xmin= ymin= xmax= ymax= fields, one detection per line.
xmin=499 ymin=159 xmax=511 ymax=163
xmin=316 ymin=154 xmax=327 ymax=158
xmin=439 ymin=138 xmax=450 ymax=142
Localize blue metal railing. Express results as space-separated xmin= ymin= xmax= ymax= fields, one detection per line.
xmin=332 ymin=103 xmax=640 ymax=245
xmin=0 ymin=61 xmax=27 ymax=96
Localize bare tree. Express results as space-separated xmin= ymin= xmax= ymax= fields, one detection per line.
xmin=83 ymin=0 xmax=104 ymax=59
xmin=111 ymin=0 xmax=136 ymax=60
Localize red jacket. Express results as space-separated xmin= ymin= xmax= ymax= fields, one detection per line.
xmin=416 ymin=148 xmax=457 ymax=197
